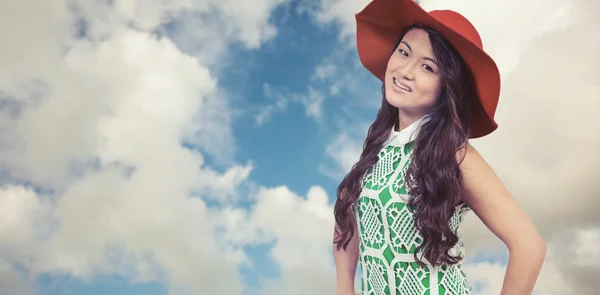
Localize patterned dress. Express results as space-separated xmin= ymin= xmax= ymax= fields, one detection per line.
xmin=354 ymin=116 xmax=473 ymax=295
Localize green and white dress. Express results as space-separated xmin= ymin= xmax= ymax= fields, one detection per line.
xmin=354 ymin=116 xmax=473 ymax=295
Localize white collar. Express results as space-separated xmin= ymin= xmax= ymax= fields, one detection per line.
xmin=385 ymin=115 xmax=429 ymax=147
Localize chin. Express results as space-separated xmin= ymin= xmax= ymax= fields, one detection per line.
xmin=385 ymin=89 xmax=407 ymax=108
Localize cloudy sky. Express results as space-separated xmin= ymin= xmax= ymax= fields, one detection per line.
xmin=0 ymin=0 xmax=598 ymax=294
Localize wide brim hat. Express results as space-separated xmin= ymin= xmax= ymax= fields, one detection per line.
xmin=356 ymin=0 xmax=501 ymax=138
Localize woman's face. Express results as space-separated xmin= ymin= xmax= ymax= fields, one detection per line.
xmin=384 ymin=28 xmax=444 ymax=118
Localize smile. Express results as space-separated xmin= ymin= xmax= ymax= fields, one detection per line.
xmin=393 ymin=77 xmax=412 ymax=92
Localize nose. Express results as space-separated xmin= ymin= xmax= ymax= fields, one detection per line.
xmin=397 ymin=59 xmax=417 ymax=80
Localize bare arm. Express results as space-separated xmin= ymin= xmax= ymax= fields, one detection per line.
xmin=333 ymin=199 xmax=360 ymax=295
xmin=458 ymin=144 xmax=547 ymax=295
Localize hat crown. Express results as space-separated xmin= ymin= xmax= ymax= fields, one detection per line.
xmin=429 ymin=10 xmax=483 ymax=50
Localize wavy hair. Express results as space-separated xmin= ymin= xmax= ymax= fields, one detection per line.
xmin=333 ymin=24 xmax=476 ymax=267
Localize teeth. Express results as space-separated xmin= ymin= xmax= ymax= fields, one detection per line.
xmin=393 ymin=78 xmax=411 ymax=92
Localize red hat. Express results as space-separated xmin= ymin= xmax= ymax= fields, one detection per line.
xmin=356 ymin=0 xmax=501 ymax=138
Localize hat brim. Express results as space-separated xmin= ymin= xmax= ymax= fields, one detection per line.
xmin=356 ymin=0 xmax=501 ymax=138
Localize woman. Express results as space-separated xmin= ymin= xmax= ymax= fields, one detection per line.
xmin=333 ymin=0 xmax=547 ymax=294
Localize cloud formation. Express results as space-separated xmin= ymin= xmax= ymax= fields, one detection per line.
xmin=0 ymin=0 xmax=284 ymax=294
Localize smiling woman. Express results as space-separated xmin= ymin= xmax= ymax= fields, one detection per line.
xmin=332 ymin=0 xmax=547 ymax=295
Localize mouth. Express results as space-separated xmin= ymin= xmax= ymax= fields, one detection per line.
xmin=393 ymin=77 xmax=412 ymax=92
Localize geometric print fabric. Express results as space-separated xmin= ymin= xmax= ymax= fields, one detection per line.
xmin=355 ymin=120 xmax=473 ymax=295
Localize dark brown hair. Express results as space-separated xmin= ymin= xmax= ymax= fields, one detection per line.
xmin=333 ymin=24 xmax=475 ymax=267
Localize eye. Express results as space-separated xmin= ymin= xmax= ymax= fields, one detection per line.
xmin=422 ymin=64 xmax=435 ymax=73
xmin=398 ymin=49 xmax=408 ymax=56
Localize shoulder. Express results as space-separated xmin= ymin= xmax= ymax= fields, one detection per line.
xmin=455 ymin=142 xmax=502 ymax=201
xmin=455 ymin=142 xmax=487 ymax=173
xmin=455 ymin=142 xmax=507 ymax=209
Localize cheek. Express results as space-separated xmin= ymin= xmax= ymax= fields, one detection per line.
xmin=385 ymin=58 xmax=396 ymax=76
xmin=386 ymin=53 xmax=403 ymax=71
xmin=421 ymin=76 xmax=444 ymax=99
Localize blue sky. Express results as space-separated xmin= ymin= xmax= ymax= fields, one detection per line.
xmin=226 ymin=13 xmax=371 ymax=194
xmin=0 ymin=0 xmax=598 ymax=294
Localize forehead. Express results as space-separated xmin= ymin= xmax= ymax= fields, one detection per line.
xmin=400 ymin=28 xmax=433 ymax=53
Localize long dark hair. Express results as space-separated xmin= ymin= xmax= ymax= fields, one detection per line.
xmin=333 ymin=24 xmax=475 ymax=267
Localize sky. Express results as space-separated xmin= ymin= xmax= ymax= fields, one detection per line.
xmin=0 ymin=0 xmax=598 ymax=294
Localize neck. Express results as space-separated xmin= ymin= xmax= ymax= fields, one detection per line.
xmin=397 ymin=109 xmax=426 ymax=132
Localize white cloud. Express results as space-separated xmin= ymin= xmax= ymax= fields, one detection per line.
xmin=572 ymin=228 xmax=600 ymax=268
xmin=250 ymin=185 xmax=337 ymax=295
xmin=464 ymin=226 xmax=600 ymax=295
xmin=254 ymin=83 xmax=291 ymax=126
xmin=301 ymin=87 xmax=325 ymax=119
xmin=0 ymin=24 xmax=253 ymax=290
xmin=0 ymin=186 xmax=54 ymax=265
xmin=419 ymin=0 xmax=576 ymax=76
xmin=0 ymin=0 xmax=286 ymax=294
xmin=320 ymin=132 xmax=364 ymax=180
xmin=0 ymin=258 xmax=32 ymax=295
xmin=255 ymin=84 xmax=326 ymax=125
xmin=314 ymin=62 xmax=338 ymax=82
xmin=299 ymin=0 xmax=371 ymax=43
xmin=67 ymin=0 xmax=285 ymax=53
xmin=463 ymin=261 xmax=506 ymax=295
xmin=196 ymin=164 xmax=254 ymax=204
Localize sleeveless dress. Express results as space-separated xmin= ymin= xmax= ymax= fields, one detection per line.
xmin=353 ymin=116 xmax=473 ymax=295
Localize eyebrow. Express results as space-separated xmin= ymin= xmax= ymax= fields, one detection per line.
xmin=401 ymin=41 xmax=412 ymax=52
xmin=424 ymin=57 xmax=438 ymax=66
xmin=401 ymin=41 xmax=438 ymax=66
